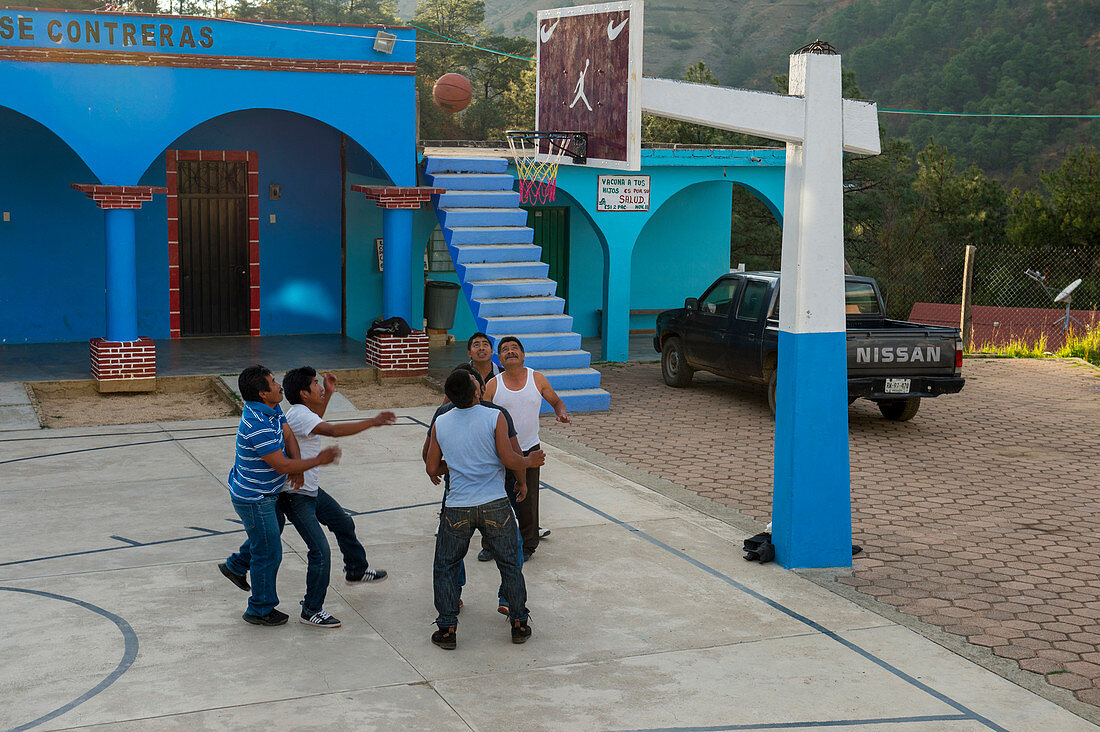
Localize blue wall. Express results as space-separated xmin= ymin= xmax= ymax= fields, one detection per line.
xmin=1 ymin=106 xmax=397 ymax=343
xmin=0 ymin=108 xmax=103 ymax=343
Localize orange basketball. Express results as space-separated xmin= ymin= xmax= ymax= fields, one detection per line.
xmin=433 ymin=73 xmax=473 ymax=113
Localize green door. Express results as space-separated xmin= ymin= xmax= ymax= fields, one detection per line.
xmin=524 ymin=206 xmax=569 ymax=301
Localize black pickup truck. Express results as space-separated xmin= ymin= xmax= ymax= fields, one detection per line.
xmin=653 ymin=271 xmax=965 ymax=421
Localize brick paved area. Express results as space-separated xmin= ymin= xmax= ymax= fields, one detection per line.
xmin=542 ymin=357 xmax=1100 ymax=706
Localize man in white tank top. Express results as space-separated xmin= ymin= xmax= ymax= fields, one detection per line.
xmin=483 ymin=336 xmax=570 ymax=559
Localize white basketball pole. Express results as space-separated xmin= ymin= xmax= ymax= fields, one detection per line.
xmin=641 ymin=50 xmax=880 ymax=568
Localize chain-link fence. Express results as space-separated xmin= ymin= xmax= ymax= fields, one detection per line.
xmin=731 ymin=235 xmax=1099 ymax=352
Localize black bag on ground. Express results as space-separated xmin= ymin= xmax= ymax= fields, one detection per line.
xmin=367 ymin=316 xmax=412 ymax=338
xmin=743 ymin=532 xmax=774 ymax=563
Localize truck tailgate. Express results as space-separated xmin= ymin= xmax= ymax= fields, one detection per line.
xmin=847 ymin=327 xmax=959 ymax=377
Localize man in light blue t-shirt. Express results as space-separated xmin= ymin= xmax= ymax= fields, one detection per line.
xmin=425 ymin=370 xmax=545 ymax=650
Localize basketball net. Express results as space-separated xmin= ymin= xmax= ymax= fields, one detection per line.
xmin=506 ymin=132 xmax=572 ymax=205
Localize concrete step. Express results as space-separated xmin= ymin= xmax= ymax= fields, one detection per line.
xmin=541 ymin=367 xmax=603 ymax=391
xmin=436 ymin=190 xmax=521 ymax=208
xmin=424 ymin=157 xmax=508 ymax=175
xmin=444 ymin=226 xmax=534 ymax=246
xmin=474 ymin=295 xmax=565 ymax=318
xmin=500 ymin=349 xmax=592 ymax=371
xmin=541 ymin=388 xmax=611 ymax=414
xmin=459 ymin=261 xmax=550 ymax=282
xmin=505 ymin=331 xmax=581 ymax=351
xmin=468 ymin=278 xmax=559 ymax=299
xmin=424 ymin=172 xmax=514 ymax=191
xmin=450 ymin=244 xmax=542 ymax=265
xmin=482 ymin=313 xmax=573 ymax=336
xmin=440 ymin=207 xmax=529 ymax=228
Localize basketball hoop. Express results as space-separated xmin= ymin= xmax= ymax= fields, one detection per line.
xmin=505 ymin=131 xmax=587 ymax=205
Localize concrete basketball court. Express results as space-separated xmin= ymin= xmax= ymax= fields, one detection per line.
xmin=2 ymin=402 xmax=1095 ymax=731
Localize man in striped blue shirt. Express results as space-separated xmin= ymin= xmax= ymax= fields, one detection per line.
xmin=219 ymin=365 xmax=341 ymax=627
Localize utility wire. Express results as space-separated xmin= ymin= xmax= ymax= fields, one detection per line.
xmin=84 ymin=7 xmax=1100 ymax=116
xmin=880 ymin=108 xmax=1099 ymax=119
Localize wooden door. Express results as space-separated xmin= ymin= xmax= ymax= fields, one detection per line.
xmin=177 ymin=160 xmax=250 ymax=336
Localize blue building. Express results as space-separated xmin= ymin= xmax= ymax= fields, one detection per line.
xmin=0 ymin=7 xmax=784 ymax=395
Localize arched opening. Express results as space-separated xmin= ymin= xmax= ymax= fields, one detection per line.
xmin=730 ymin=183 xmax=783 ymax=272
xmin=0 ymin=106 xmax=105 ymax=343
xmin=126 ymin=109 xmax=396 ymax=340
xmin=632 ymin=181 xmax=736 ymax=330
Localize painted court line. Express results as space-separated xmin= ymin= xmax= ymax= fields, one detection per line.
xmin=0 ymin=502 xmax=441 ymax=569
xmin=0 ymin=416 xmax=425 ymax=465
xmin=1 ymin=587 xmax=138 ymax=732
xmin=624 ymin=715 xmax=973 ymax=731
xmin=542 ymin=481 xmax=1009 ymax=732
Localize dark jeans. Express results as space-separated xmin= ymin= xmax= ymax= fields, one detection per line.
xmin=514 ymin=445 xmax=541 ymax=554
xmin=226 ymin=495 xmax=281 ymax=617
xmin=234 ymin=489 xmax=370 ymax=615
xmin=434 ymin=497 xmax=528 ymax=629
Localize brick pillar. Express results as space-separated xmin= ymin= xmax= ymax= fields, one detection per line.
xmin=365 ymin=330 xmax=429 ymax=379
xmin=73 ymin=184 xmax=167 ymax=392
xmin=90 ymin=336 xmax=157 ymax=392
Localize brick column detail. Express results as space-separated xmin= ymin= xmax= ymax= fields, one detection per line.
xmin=365 ymin=331 xmax=429 ymax=378
xmin=350 ymin=185 xmax=444 ymax=209
xmin=90 ymin=337 xmax=157 ymax=392
xmin=71 ymin=184 xmax=167 ymax=209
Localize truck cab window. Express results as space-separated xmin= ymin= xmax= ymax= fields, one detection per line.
xmin=845 ymin=281 xmax=882 ymax=315
xmin=698 ymin=279 xmax=739 ymax=316
xmin=737 ymin=280 xmax=769 ymax=320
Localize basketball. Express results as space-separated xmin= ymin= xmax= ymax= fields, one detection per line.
xmin=432 ymin=73 xmax=472 ymax=113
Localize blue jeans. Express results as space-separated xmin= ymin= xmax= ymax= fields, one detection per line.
xmin=234 ymin=490 xmax=371 ymax=615
xmin=279 ymin=493 xmax=330 ymax=616
xmin=434 ymin=497 xmax=527 ymax=629
xmin=312 ymin=489 xmax=369 ymax=578
xmin=226 ymin=495 xmax=281 ymax=617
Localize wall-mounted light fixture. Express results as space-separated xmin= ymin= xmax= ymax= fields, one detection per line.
xmin=269 ymin=184 xmax=281 ymax=201
xmin=373 ymin=30 xmax=396 ymax=54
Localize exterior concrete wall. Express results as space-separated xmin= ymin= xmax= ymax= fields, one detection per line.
xmin=0 ymin=10 xmax=416 ymax=344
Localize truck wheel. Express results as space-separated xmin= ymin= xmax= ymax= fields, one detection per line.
xmin=878 ymin=398 xmax=920 ymax=421
xmin=766 ymin=370 xmax=777 ymax=415
xmin=661 ymin=337 xmax=693 ymax=387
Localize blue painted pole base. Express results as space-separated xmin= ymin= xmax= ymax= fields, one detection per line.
xmin=381 ymin=208 xmax=414 ymax=323
xmin=772 ymin=329 xmax=852 ymax=569
xmin=104 ymin=208 xmax=138 ymax=343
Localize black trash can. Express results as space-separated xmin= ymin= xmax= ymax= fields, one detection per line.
xmin=424 ymin=280 xmax=461 ymax=330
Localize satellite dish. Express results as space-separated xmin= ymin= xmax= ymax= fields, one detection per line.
xmin=1054 ymin=278 xmax=1082 ymax=304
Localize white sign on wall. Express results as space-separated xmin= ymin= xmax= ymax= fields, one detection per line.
xmin=597 ymin=174 xmax=650 ymax=211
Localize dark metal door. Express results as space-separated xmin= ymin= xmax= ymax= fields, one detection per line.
xmin=178 ymin=161 xmax=250 ymax=336
xmin=524 ymin=206 xmax=569 ymax=301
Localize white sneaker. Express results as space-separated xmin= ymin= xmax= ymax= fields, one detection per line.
xmin=538 ymin=527 xmax=551 ymax=539
xmin=300 ymin=609 xmax=341 ymax=629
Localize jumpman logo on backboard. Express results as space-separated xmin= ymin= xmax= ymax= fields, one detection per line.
xmin=570 ymin=58 xmax=592 ymax=111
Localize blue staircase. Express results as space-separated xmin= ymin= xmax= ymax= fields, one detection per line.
xmin=424 ymin=155 xmax=611 ymax=413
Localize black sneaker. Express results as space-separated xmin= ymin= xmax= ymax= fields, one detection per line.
xmin=432 ymin=626 xmax=457 ymax=650
xmin=511 ymin=619 xmax=531 ymax=644
xmin=477 ymin=549 xmax=493 ymax=562
xmin=346 ymin=568 xmax=388 ymax=584
xmin=219 ymin=562 xmax=250 ymax=591
xmin=300 ymin=609 xmax=341 ymax=629
xmin=242 ymin=609 xmax=288 ymax=626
